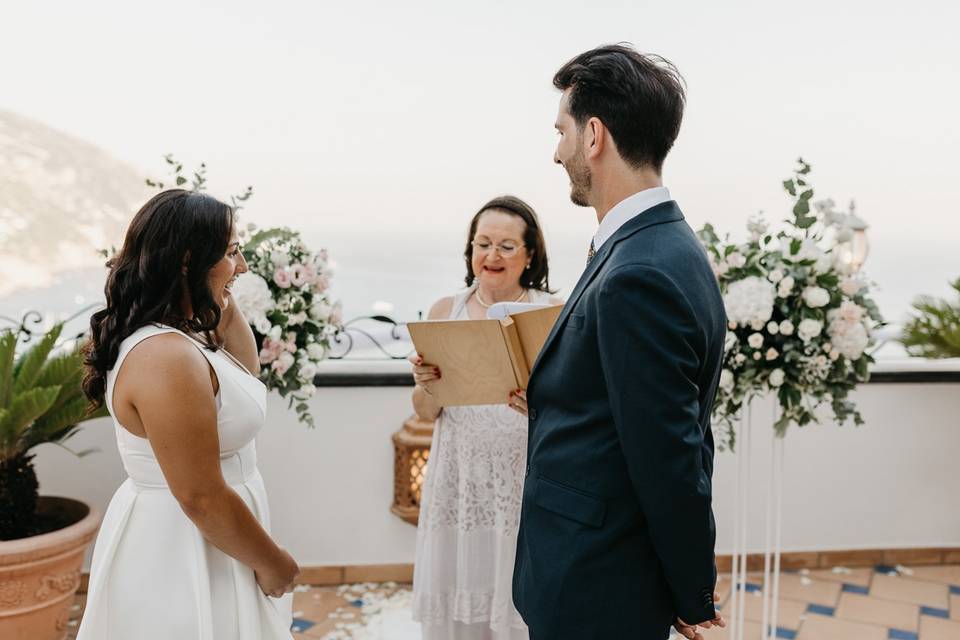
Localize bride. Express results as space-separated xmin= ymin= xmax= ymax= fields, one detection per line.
xmin=79 ymin=189 xmax=299 ymax=639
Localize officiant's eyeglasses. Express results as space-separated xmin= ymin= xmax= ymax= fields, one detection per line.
xmin=471 ymin=240 xmax=522 ymax=258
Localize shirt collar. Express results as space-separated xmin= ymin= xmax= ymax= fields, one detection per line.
xmin=593 ymin=186 xmax=672 ymax=251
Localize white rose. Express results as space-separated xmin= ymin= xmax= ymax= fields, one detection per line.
xmin=311 ymin=301 xmax=333 ymax=321
xmin=769 ymin=369 xmax=785 ymax=387
xmin=767 ymin=321 xmax=780 ymax=335
xmin=748 ymin=333 xmax=764 ymax=349
xmin=768 ymin=269 xmax=784 ymax=283
xmin=779 ymin=320 xmax=795 ymax=336
xmin=298 ymin=383 xmax=317 ymax=398
xmin=271 ymin=249 xmax=291 ymax=268
xmin=298 ymin=361 xmax=318 ymax=381
xmin=719 ymin=369 xmax=735 ymax=392
xmin=750 ymin=319 xmax=766 ymax=331
xmin=766 ymin=348 xmax=779 ymax=361
xmin=254 ymin=316 xmax=272 ymax=335
xmin=829 ymin=350 xmax=840 ymax=361
xmin=727 ymin=252 xmax=746 ymax=268
xmin=753 ymin=352 xmax=762 ymax=360
xmin=288 ymin=311 xmax=308 ymax=326
xmin=277 ymin=351 xmax=295 ymax=370
xmin=802 ymin=286 xmax=831 ymax=308
xmin=735 ymin=353 xmax=747 ymax=365
xmin=307 ymin=343 xmax=326 ymax=360
xmin=798 ymin=318 xmax=823 ymax=343
xmin=778 ymin=276 xmax=795 ymax=297
xmin=268 ymin=325 xmax=283 ymax=340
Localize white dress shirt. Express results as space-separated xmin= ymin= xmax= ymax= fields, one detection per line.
xmin=593 ymin=186 xmax=672 ymax=251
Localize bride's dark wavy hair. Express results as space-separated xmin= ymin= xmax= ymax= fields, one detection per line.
xmin=82 ymin=189 xmax=234 ymax=409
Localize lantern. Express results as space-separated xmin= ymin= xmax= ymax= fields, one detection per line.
xmin=390 ymin=415 xmax=435 ymax=525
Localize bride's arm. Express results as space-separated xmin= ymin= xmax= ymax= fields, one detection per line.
xmin=218 ymin=293 xmax=261 ymax=375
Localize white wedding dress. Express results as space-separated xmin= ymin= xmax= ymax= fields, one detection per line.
xmin=412 ymin=285 xmax=549 ymax=640
xmin=78 ymin=324 xmax=293 ymax=640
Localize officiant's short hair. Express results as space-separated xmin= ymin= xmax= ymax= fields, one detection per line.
xmin=554 ymin=44 xmax=685 ymax=173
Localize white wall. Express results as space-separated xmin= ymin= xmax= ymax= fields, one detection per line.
xmin=31 ymin=360 xmax=959 ymax=570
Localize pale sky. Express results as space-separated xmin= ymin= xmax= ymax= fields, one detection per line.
xmin=2 ymin=0 xmax=958 ymax=323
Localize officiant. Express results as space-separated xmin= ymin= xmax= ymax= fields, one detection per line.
xmin=408 ymin=195 xmax=561 ymax=640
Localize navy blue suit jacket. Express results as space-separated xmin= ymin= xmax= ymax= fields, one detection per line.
xmin=512 ymin=201 xmax=726 ymax=639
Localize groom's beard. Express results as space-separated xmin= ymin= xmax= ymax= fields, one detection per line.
xmin=565 ymin=148 xmax=592 ymax=207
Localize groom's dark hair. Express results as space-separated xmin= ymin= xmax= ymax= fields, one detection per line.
xmin=554 ymin=44 xmax=685 ymax=173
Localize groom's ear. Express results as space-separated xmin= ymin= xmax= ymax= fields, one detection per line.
xmin=585 ymin=117 xmax=605 ymax=160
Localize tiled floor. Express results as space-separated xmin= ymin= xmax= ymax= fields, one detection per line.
xmin=704 ymin=564 xmax=960 ymax=639
xmin=64 ymin=564 xmax=960 ymax=639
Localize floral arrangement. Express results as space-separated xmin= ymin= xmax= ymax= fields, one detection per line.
xmin=232 ymin=227 xmax=342 ymax=428
xmin=145 ymin=155 xmax=341 ymax=428
xmin=698 ymin=160 xmax=883 ymax=448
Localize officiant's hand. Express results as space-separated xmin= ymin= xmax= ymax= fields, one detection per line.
xmin=508 ymin=389 xmax=528 ymax=416
xmin=409 ymin=355 xmax=441 ymax=396
xmin=673 ymin=591 xmax=724 ymax=639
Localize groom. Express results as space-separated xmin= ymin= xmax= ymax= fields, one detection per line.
xmin=510 ymin=45 xmax=727 ymax=639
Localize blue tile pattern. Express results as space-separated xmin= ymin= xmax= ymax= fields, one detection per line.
xmin=290 ymin=618 xmax=315 ymax=632
xmin=775 ymin=628 xmax=797 ymax=639
xmin=920 ymin=605 xmax=950 ymax=618
xmin=842 ymin=582 xmax=870 ymax=594
xmin=950 ymin=584 xmax=960 ymax=595
xmin=806 ymin=603 xmax=836 ymax=616
xmin=888 ymin=630 xmax=919 ymax=640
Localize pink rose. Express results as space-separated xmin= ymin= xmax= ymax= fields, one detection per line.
xmin=273 ymin=268 xmax=292 ymax=289
xmin=271 ymin=352 xmax=295 ymax=376
xmin=259 ymin=337 xmax=284 ymax=364
xmin=291 ymin=264 xmax=311 ymax=288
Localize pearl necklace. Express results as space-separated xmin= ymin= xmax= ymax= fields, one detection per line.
xmin=475 ymin=288 xmax=527 ymax=308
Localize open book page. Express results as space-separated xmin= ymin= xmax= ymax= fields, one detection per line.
xmin=406 ymin=318 xmax=521 ymax=406
xmin=485 ymin=301 xmax=554 ymax=320
xmin=507 ymin=305 xmax=563 ymax=376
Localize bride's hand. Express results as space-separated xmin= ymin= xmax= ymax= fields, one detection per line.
xmin=409 ymin=354 xmax=441 ymax=396
xmin=508 ymin=389 xmax=528 ymax=416
xmin=255 ymin=548 xmax=300 ymax=598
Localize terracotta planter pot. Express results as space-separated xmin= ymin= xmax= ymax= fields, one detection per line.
xmin=0 ymin=497 xmax=101 ymax=640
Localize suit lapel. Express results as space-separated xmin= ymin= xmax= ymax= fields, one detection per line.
xmin=528 ymin=201 xmax=684 ymax=385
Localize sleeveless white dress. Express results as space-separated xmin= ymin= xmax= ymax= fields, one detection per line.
xmin=412 ymin=285 xmax=551 ymax=640
xmin=77 ymin=324 xmax=293 ymax=640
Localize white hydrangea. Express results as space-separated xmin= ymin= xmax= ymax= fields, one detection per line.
xmin=768 ymin=269 xmax=784 ymax=283
xmin=230 ymin=273 xmax=275 ymax=327
xmin=798 ymin=318 xmax=823 ymax=343
xmin=802 ymin=286 xmax=831 ymax=308
xmin=723 ymin=276 xmax=776 ymax=328
xmin=827 ymin=317 xmax=869 ymax=360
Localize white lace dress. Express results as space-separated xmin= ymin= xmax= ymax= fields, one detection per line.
xmin=412 ymin=285 xmax=550 ymax=640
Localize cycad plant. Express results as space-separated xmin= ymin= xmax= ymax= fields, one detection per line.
xmin=0 ymin=324 xmax=106 ymax=539
xmin=901 ymin=278 xmax=960 ymax=359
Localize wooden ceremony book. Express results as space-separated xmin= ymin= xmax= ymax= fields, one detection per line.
xmin=406 ymin=304 xmax=562 ymax=407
